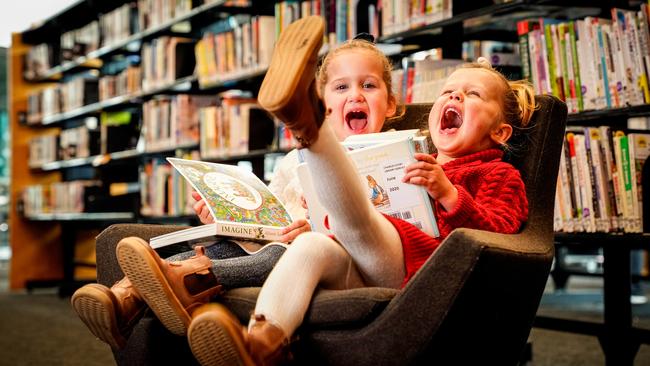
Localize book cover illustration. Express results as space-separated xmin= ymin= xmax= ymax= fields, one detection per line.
xmin=166 ymin=158 xmax=293 ymax=228
xmin=297 ymin=137 xmax=439 ymax=238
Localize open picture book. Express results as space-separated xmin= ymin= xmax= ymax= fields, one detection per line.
xmin=297 ymin=130 xmax=439 ymax=238
xmin=150 ymin=130 xmax=439 ymax=249
xmin=149 ymin=158 xmax=293 ymax=249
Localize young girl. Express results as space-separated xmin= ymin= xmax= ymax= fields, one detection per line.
xmin=177 ymin=16 xmax=534 ymax=366
xmin=71 ymin=30 xmax=398 ymax=350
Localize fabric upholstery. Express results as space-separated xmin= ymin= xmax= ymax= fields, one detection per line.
xmin=95 ymin=95 xmax=567 ymax=365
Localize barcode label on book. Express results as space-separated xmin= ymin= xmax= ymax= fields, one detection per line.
xmin=388 ymin=210 xmax=414 ymax=221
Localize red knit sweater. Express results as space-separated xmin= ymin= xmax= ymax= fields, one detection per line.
xmin=384 ymin=148 xmax=529 ymax=287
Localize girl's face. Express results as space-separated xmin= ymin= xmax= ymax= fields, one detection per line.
xmin=428 ymin=68 xmax=512 ymax=164
xmin=322 ymin=49 xmax=396 ymax=140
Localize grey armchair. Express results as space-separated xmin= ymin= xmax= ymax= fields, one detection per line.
xmin=95 ymin=95 xmax=568 ymax=365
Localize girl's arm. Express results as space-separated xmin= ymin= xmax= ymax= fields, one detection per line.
xmin=438 ymin=165 xmax=528 ymax=234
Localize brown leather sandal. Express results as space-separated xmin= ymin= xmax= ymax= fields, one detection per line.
xmin=71 ymin=277 xmax=146 ymax=349
xmin=116 ymin=237 xmax=223 ymax=336
xmin=258 ymin=15 xmax=326 ymax=148
xmin=248 ymin=314 xmax=292 ymax=366
xmin=188 ymin=303 xmax=256 ymax=366
xmin=188 ymin=304 xmax=292 ymax=366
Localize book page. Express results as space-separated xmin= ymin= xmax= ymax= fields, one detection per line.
xmin=167 ymin=158 xmax=292 ymax=227
xmin=298 ymin=138 xmax=439 ymax=238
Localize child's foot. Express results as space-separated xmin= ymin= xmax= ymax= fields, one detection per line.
xmin=258 ymin=15 xmax=326 ymax=148
xmin=71 ymin=277 xmax=146 ymax=349
xmin=188 ymin=303 xmax=255 ymax=366
xmin=188 ymin=304 xmax=291 ymax=366
xmin=116 ymin=237 xmax=223 ymax=336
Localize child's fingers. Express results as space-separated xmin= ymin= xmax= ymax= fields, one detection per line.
xmin=199 ymin=207 xmax=214 ymax=224
xmin=280 ymin=219 xmax=311 ymax=243
xmin=281 ymin=219 xmax=307 ymax=233
xmin=191 ymin=191 xmax=202 ymax=201
xmin=402 ymin=167 xmax=432 ymax=183
xmin=193 ymin=199 xmax=205 ymax=214
xmin=413 ymin=153 xmax=437 ymax=164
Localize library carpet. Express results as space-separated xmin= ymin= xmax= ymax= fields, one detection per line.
xmin=0 ymin=287 xmax=648 ymax=365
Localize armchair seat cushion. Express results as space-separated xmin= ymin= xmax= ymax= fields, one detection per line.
xmin=221 ymin=287 xmax=399 ymax=328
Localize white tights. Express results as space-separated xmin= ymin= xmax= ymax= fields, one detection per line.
xmin=253 ymin=122 xmax=405 ymax=335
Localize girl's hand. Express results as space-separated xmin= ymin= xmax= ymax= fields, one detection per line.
xmin=402 ymin=153 xmax=458 ymax=211
xmin=192 ymin=191 xmax=214 ymax=225
xmin=279 ymin=219 xmax=311 ymax=243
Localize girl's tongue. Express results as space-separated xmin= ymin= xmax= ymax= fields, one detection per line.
xmin=346 ymin=111 xmax=368 ymax=131
xmin=441 ymin=108 xmax=463 ymax=132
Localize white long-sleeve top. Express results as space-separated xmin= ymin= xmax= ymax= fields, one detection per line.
xmin=267 ymin=149 xmax=306 ymax=221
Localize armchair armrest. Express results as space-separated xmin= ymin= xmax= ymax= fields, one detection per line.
xmin=312 ymin=227 xmax=553 ymax=365
xmin=95 ymin=224 xmax=189 ymax=287
xmin=368 ymin=228 xmax=552 ymax=364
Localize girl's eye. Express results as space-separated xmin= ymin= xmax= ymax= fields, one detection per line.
xmin=363 ymin=82 xmax=376 ymax=89
xmin=468 ymin=91 xmax=481 ymax=97
xmin=334 ymin=84 xmax=348 ymax=91
xmin=441 ymin=90 xmax=452 ymax=96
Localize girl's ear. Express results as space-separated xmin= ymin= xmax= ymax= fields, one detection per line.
xmin=386 ymin=95 xmax=397 ymax=118
xmin=490 ymin=123 xmax=513 ymax=145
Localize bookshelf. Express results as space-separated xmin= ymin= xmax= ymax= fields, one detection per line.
xmin=9 ymin=0 xmax=285 ymax=292
xmin=8 ymin=0 xmax=650 ymax=362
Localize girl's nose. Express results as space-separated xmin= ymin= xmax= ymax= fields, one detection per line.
xmin=449 ymin=91 xmax=463 ymax=102
xmin=348 ymin=87 xmax=365 ymax=102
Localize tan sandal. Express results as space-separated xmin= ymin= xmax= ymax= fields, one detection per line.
xmin=71 ymin=277 xmax=145 ymax=349
xmin=116 ymin=237 xmax=223 ymax=336
xmin=188 ymin=303 xmax=256 ymax=366
xmin=258 ymin=15 xmax=326 ymax=148
xmin=188 ymin=304 xmax=291 ymax=366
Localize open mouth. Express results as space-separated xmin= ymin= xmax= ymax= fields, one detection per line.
xmin=345 ymin=110 xmax=369 ymax=131
xmin=440 ymin=105 xmax=463 ymax=133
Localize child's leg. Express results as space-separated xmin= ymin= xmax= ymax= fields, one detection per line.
xmin=302 ymin=122 xmax=405 ymax=288
xmin=209 ymin=245 xmax=285 ymax=288
xmin=164 ymin=240 xmax=248 ymax=261
xmin=253 ymin=232 xmax=365 ymax=336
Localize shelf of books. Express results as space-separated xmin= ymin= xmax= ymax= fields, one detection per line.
xmin=9 ymin=0 xmax=643 ymax=291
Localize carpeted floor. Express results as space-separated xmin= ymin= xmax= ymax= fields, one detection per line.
xmin=0 ymin=277 xmax=648 ymax=365
xmin=0 ymin=291 xmax=115 ymax=366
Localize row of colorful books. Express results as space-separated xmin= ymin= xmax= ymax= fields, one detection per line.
xmin=26 ymin=72 xmax=99 ymax=123
xmin=26 ymin=91 xmax=289 ymax=168
xmin=99 ymin=64 xmax=142 ymax=101
xmin=381 ymin=0 xmax=452 ymax=38
xmin=554 ymin=127 xmax=650 ymax=234
xmin=58 ymin=125 xmax=100 ymax=161
xmin=141 ymin=36 xmax=196 ymax=91
xmin=140 ymin=152 xmax=197 ymax=217
xmin=517 ymin=6 xmax=650 ymax=114
xmin=27 ymin=111 xmax=140 ymax=168
xmin=199 ymin=97 xmax=276 ymax=158
xmin=23 ymin=0 xmax=197 ymax=79
xmin=195 ymin=15 xmax=275 ymax=87
xmin=142 ymin=94 xmax=214 ymax=152
xmin=22 ymin=181 xmax=98 ymax=216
